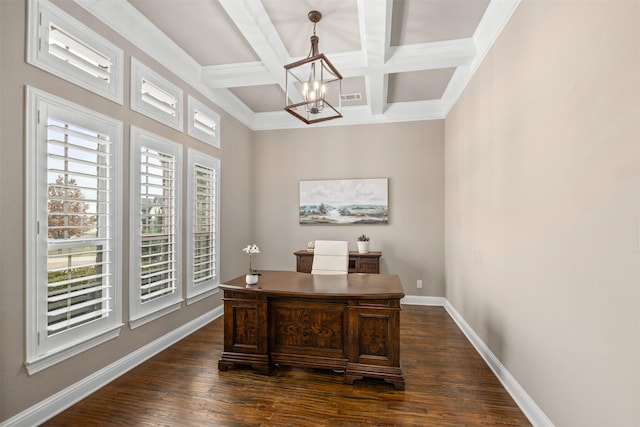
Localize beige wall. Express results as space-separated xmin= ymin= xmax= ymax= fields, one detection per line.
xmin=445 ymin=1 xmax=640 ymax=425
xmin=0 ymin=0 xmax=253 ymax=420
xmin=252 ymin=121 xmax=445 ymax=296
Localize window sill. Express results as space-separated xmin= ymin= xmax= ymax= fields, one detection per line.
xmin=25 ymin=324 xmax=123 ymax=375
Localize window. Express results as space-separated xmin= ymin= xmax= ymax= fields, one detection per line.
xmin=25 ymin=86 xmax=123 ymax=374
xmin=186 ymin=149 xmax=220 ymax=303
xmin=131 ymin=58 xmax=183 ymax=131
xmin=130 ymin=126 xmax=182 ymax=328
xmin=187 ymin=96 xmax=220 ymax=148
xmin=27 ymin=0 xmax=124 ymax=104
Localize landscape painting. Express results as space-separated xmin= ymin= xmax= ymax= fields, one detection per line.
xmin=299 ymin=178 xmax=389 ymax=225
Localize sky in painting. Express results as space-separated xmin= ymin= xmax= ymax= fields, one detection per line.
xmin=299 ymin=179 xmax=388 ymax=206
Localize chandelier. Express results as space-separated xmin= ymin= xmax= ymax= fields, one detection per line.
xmin=284 ymin=11 xmax=343 ymax=124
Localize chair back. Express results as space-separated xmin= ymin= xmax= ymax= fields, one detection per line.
xmin=311 ymin=240 xmax=349 ymax=275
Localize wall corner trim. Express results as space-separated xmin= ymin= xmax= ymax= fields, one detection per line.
xmin=1 ymin=305 xmax=224 ymax=427
xmin=402 ymin=296 xmax=555 ymax=427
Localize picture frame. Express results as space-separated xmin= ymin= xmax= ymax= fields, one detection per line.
xmin=299 ymin=178 xmax=389 ymax=225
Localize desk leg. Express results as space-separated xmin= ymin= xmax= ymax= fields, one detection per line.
xmin=218 ymin=353 xmax=272 ymax=375
xmin=218 ymin=292 xmax=271 ymax=374
xmin=344 ymin=364 xmax=405 ymax=390
xmin=346 ymin=302 xmax=405 ymax=389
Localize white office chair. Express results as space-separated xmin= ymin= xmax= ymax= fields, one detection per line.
xmin=311 ymin=240 xmax=349 ymax=275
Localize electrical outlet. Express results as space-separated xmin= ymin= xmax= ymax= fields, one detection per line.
xmin=417 ymin=280 xmax=423 ymax=289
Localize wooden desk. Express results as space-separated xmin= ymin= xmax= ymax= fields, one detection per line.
xmin=294 ymin=249 xmax=382 ymax=274
xmin=218 ymin=271 xmax=405 ymax=389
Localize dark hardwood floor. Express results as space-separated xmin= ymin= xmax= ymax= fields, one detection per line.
xmin=43 ymin=305 xmax=531 ymax=426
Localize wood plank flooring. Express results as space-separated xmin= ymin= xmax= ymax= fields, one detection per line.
xmin=43 ymin=305 xmax=531 ymax=426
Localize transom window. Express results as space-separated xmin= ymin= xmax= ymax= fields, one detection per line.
xmin=187 ymin=96 xmax=220 ymax=148
xmin=27 ymin=0 xmax=124 ymax=104
xmin=131 ymin=58 xmax=183 ymax=131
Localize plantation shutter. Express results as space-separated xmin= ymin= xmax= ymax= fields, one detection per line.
xmin=48 ymin=23 xmax=112 ymax=82
xmin=193 ymin=110 xmax=217 ymax=138
xmin=139 ymin=146 xmax=177 ymax=301
xmin=141 ymin=79 xmax=178 ymax=116
xmin=192 ymin=163 xmax=217 ymax=285
xmin=46 ymin=117 xmax=113 ymax=334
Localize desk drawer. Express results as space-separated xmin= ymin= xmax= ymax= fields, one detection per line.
xmin=354 ymin=299 xmax=401 ymax=308
xmin=270 ymin=300 xmax=346 ymax=358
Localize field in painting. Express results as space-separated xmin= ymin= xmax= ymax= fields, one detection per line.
xmin=299 ymin=203 xmax=388 ymax=224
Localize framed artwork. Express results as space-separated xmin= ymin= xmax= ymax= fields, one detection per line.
xmin=299 ymin=178 xmax=389 ymax=225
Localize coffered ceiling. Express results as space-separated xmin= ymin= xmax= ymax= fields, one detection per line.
xmin=74 ymin=0 xmax=520 ymax=130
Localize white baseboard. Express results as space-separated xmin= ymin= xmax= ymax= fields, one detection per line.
xmin=442 ymin=300 xmax=554 ymax=426
xmin=1 ymin=305 xmax=224 ymax=427
xmin=402 ymin=296 xmax=553 ymax=427
xmin=401 ymin=295 xmax=446 ymax=306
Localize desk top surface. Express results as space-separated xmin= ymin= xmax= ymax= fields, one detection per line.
xmin=221 ymin=270 xmax=404 ymax=299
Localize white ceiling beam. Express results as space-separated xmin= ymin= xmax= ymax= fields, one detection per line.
xmin=365 ymin=72 xmax=388 ymax=116
xmin=251 ymin=100 xmax=445 ymax=131
xmin=202 ymin=62 xmax=276 ymax=88
xmin=217 ymin=0 xmax=290 ymax=90
xmin=358 ymin=0 xmax=392 ymax=115
xmin=201 ymin=38 xmax=475 ymax=91
xmin=321 ymin=51 xmax=368 ymax=78
xmin=387 ymin=39 xmax=476 ymax=73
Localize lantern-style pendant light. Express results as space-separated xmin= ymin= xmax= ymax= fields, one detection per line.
xmin=284 ymin=11 xmax=343 ymax=124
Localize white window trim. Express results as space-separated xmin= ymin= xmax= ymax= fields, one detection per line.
xmin=186 ymin=149 xmax=221 ymax=304
xmin=130 ymin=58 xmax=183 ymax=132
xmin=129 ymin=126 xmax=183 ymax=329
xmin=26 ymin=0 xmax=124 ymax=104
xmin=24 ymin=86 xmax=123 ymax=375
xmin=187 ymin=96 xmax=220 ymax=149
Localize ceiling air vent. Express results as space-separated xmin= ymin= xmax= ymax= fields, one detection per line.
xmin=341 ymin=93 xmax=362 ymax=102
